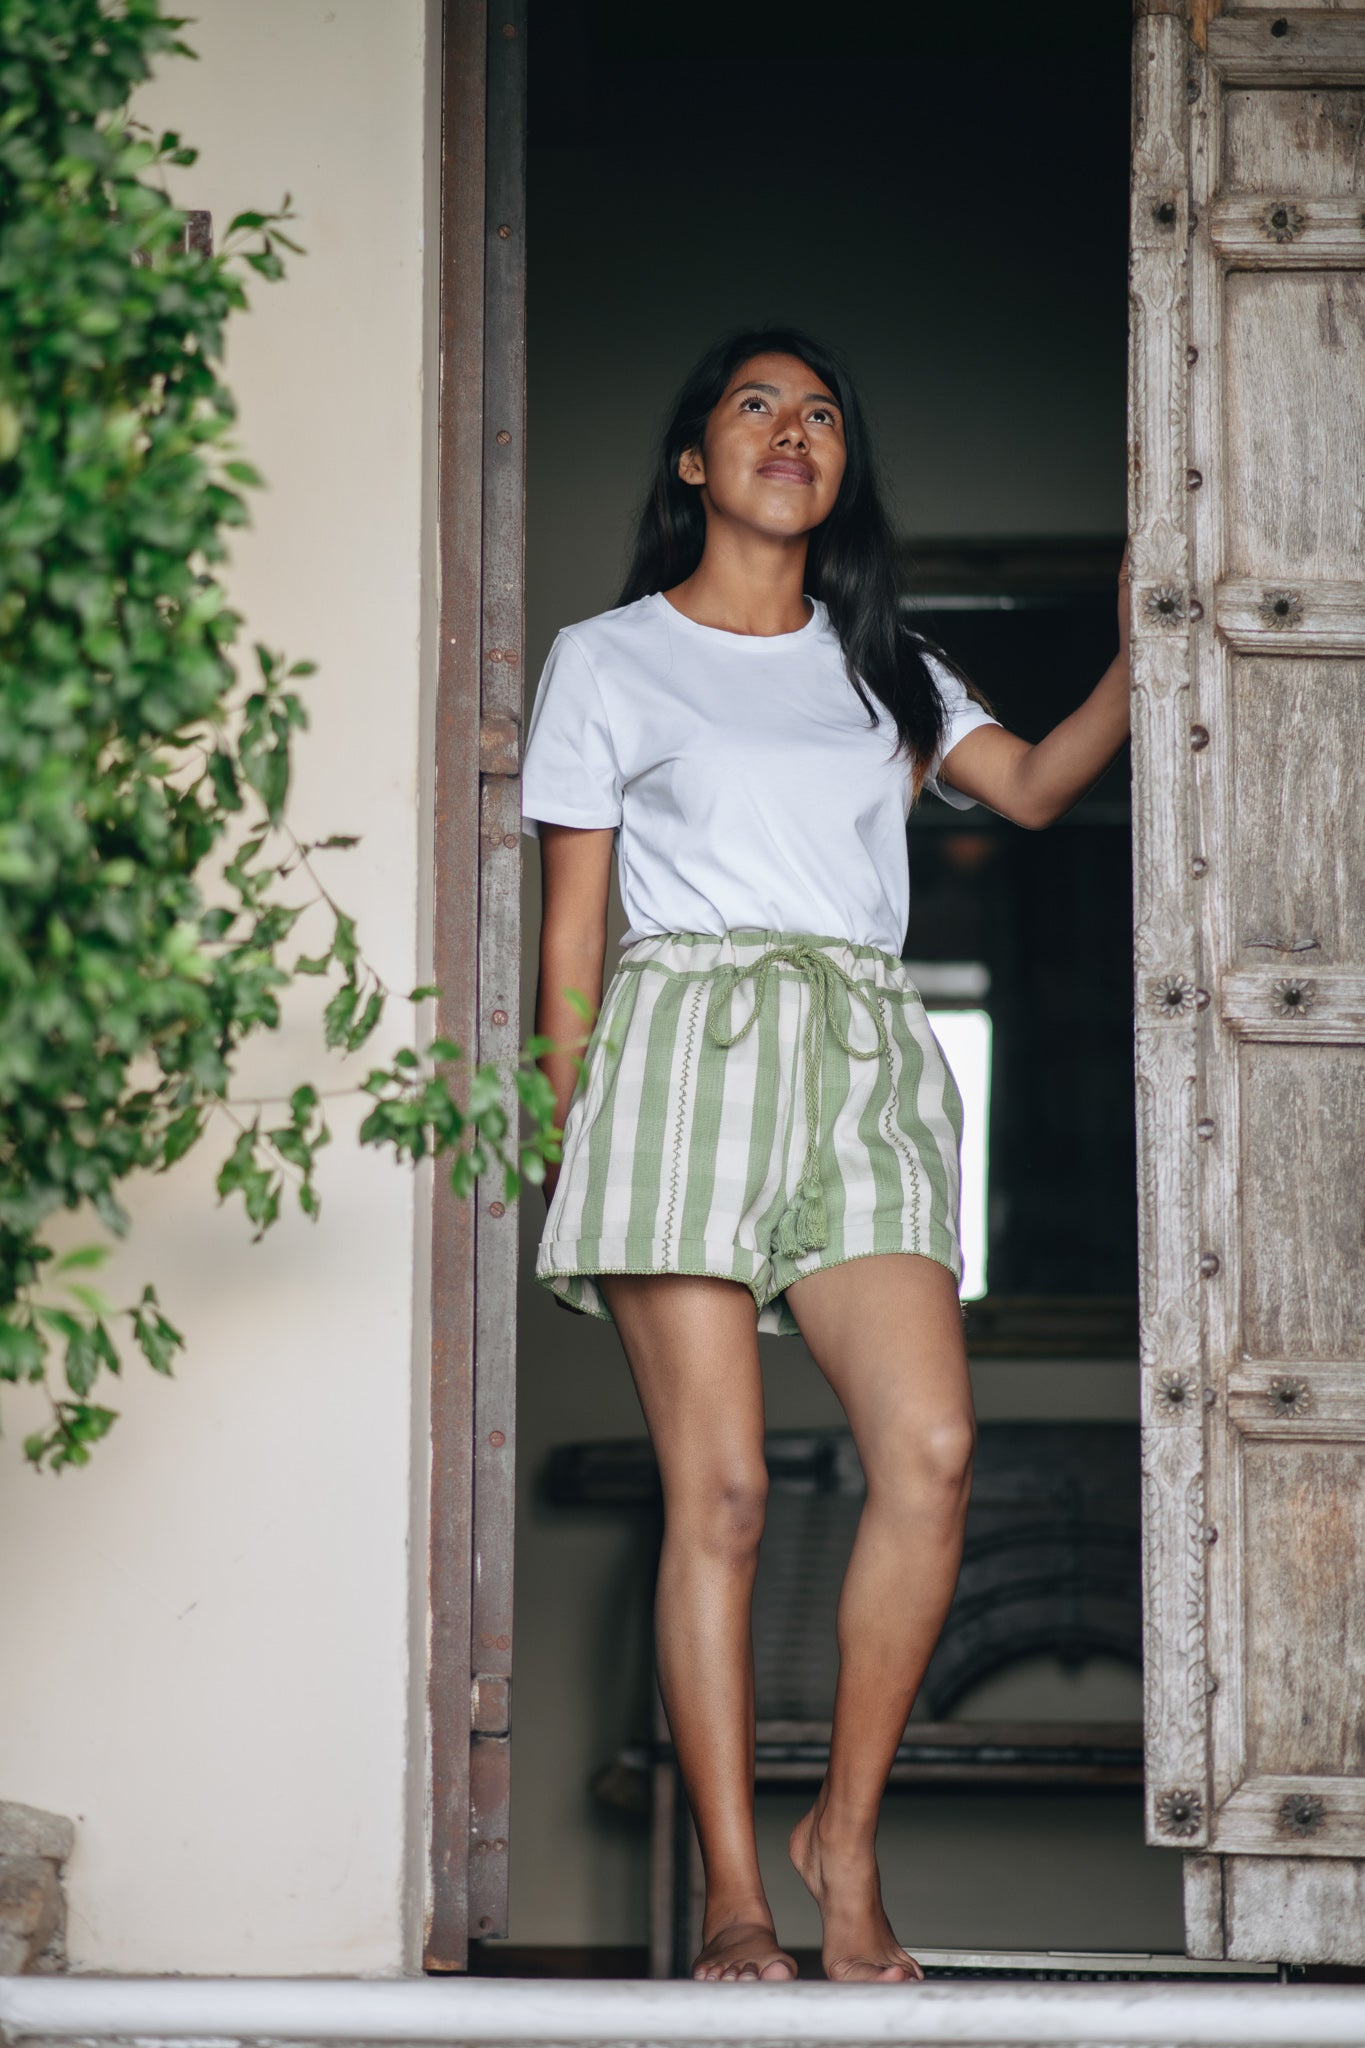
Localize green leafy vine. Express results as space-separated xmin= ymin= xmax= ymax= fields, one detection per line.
xmin=0 ymin=0 xmax=574 ymax=1470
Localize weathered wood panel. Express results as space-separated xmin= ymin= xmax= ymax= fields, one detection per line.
xmin=1135 ymin=0 xmax=1365 ymax=1962
xmin=425 ymin=0 xmax=488 ymax=1976
xmin=1242 ymin=1442 xmax=1365 ymax=1777
xmin=1216 ymin=585 xmax=1365 ymax=654
xmin=1239 ymin=1044 xmax=1365 ymax=1360
xmin=1224 ymin=1855 xmax=1365 ymax=1965
xmin=1223 ymin=273 xmax=1365 ymax=580
xmin=1130 ymin=3 xmax=1211 ymax=1860
xmin=1223 ymin=85 xmax=1365 ymax=194
xmin=1210 ymin=18 xmax=1365 ymax=85
xmin=466 ymin=0 xmax=526 ymax=1948
xmin=1230 ymin=660 xmax=1365 ymax=967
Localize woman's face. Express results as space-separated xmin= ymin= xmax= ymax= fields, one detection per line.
xmin=679 ymin=351 xmax=848 ymax=541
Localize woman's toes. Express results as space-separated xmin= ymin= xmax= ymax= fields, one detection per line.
xmin=759 ymin=1957 xmax=796 ymax=1981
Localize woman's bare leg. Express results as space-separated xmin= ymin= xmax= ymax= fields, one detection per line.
xmin=597 ymin=1271 xmax=797 ymax=1983
xmin=783 ymin=1252 xmax=975 ymax=1982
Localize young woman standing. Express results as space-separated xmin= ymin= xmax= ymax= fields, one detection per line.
xmin=521 ymin=328 xmax=1131 ymax=1984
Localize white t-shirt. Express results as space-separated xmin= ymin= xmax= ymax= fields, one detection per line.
xmin=520 ymin=590 xmax=1000 ymax=956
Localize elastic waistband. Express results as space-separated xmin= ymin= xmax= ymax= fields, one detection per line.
xmin=619 ymin=927 xmax=916 ymax=988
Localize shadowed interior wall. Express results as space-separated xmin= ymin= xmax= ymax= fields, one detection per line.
xmin=509 ymin=0 xmax=1184 ymax=1955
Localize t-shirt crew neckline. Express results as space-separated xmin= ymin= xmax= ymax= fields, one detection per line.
xmin=650 ymin=588 xmax=825 ymax=647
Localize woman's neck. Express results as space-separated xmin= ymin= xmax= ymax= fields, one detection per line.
xmin=664 ymin=527 xmax=812 ymax=638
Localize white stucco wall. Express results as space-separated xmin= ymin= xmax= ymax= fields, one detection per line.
xmin=0 ymin=1 xmax=436 ymax=1975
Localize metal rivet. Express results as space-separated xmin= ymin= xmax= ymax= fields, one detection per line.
xmin=1196 ymin=1117 xmax=1215 ymax=1140
xmin=1269 ymin=1375 xmax=1311 ymax=1418
xmin=501 ymin=21 xmax=517 ymax=35
xmin=478 ymin=1915 xmax=493 ymax=1932
xmin=1186 ymin=344 xmax=1199 ymax=365
xmin=489 ymin=1201 xmax=505 ymax=1218
xmin=1188 ymin=598 xmax=1204 ymax=622
xmin=1204 ymin=1525 xmax=1219 ymax=1544
xmin=1153 ymin=199 xmax=1177 ymax=227
xmin=1190 ymin=724 xmax=1210 ymax=751
xmin=1278 ymin=1793 xmax=1324 ymax=1837
xmin=1194 ymin=988 xmax=1210 ymax=1010
xmin=504 ymin=649 xmax=519 ymax=666
xmin=496 ymin=429 xmax=512 ymax=445
xmin=1186 ymin=467 xmax=1203 ymax=490
xmin=487 ymin=647 xmax=503 ymax=662
xmin=1156 ymin=1788 xmax=1203 ymax=1838
xmin=497 ymin=224 xmax=513 ymax=239
xmin=1191 ymin=855 xmax=1208 ymax=877
xmin=489 ymin=1430 xmax=506 ymax=1447
xmin=1199 ymin=1251 xmax=1220 ymax=1278
xmin=1206 ymin=1677 xmax=1219 ymax=1694
xmin=491 ymin=1008 xmax=508 ymax=1025
xmin=1202 ymin=1386 xmax=1217 ymax=1408
xmin=502 ymin=833 xmax=517 ymax=849
xmin=1270 ymin=17 xmax=1288 ymax=36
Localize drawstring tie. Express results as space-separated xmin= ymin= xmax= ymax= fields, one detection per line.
xmin=703 ymin=940 xmax=890 ymax=1259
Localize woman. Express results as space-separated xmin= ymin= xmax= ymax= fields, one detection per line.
xmin=520 ymin=327 xmax=1130 ymax=1984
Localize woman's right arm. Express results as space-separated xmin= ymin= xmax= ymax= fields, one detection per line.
xmin=535 ymin=821 xmax=614 ymax=1204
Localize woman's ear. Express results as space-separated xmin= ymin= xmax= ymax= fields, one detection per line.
xmin=678 ymin=443 xmax=705 ymax=487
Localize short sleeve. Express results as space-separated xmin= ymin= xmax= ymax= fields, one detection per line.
xmin=922 ymin=653 xmax=1002 ymax=811
xmin=520 ymin=631 xmax=623 ymax=840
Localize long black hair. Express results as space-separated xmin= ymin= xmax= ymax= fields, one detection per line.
xmin=617 ymin=325 xmax=986 ymax=794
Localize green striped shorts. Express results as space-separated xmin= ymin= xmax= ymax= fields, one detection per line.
xmin=536 ymin=928 xmax=965 ymax=1336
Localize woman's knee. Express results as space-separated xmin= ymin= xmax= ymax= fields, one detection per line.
xmin=665 ymin=1462 xmax=770 ymax=1562
xmin=869 ymin=1410 xmax=975 ymax=1515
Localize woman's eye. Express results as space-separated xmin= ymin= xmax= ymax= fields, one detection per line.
xmin=809 ymin=408 xmax=835 ymax=426
xmin=739 ymin=394 xmax=768 ymax=413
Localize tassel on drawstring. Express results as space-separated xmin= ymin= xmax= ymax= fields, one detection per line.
xmin=773 ymin=1178 xmax=830 ymax=1259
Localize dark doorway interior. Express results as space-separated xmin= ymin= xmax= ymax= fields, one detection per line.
xmin=508 ymin=0 xmax=1169 ymax=1976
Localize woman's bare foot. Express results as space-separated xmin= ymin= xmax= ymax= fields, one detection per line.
xmin=691 ymin=1907 xmax=798 ymax=1982
xmin=788 ymin=1806 xmax=924 ymax=1983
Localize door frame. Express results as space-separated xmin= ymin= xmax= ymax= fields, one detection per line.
xmin=426 ymin=0 xmax=526 ymax=1973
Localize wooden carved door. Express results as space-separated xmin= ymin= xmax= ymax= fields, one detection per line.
xmin=1131 ymin=0 xmax=1365 ymax=1965
xmin=426 ymin=0 xmax=526 ymax=1972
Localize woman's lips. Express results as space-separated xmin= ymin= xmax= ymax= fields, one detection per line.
xmin=756 ymin=459 xmax=814 ymax=484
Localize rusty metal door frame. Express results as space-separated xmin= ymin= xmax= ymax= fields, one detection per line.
xmin=426 ymin=0 xmax=525 ymax=1974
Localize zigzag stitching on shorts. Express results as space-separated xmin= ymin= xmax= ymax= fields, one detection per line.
xmin=874 ymin=992 xmax=922 ymax=1254
xmin=661 ymin=982 xmax=705 ymax=1261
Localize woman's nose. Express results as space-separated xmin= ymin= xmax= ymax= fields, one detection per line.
xmin=772 ymin=413 xmax=808 ymax=451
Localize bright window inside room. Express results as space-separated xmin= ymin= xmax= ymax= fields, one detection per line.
xmin=908 ymin=963 xmax=992 ymax=1302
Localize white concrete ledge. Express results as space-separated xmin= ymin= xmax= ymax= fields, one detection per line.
xmin=3 ymin=1976 xmax=1364 ymax=2048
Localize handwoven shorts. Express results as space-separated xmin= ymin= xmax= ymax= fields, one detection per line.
xmin=535 ymin=928 xmax=965 ymax=1336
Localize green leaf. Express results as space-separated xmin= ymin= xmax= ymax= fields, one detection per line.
xmin=408 ymin=984 xmax=441 ymax=1003
xmin=323 ymin=981 xmax=359 ymax=1047
xmin=345 ymin=989 xmax=384 ymax=1051
xmin=332 ymin=913 xmax=359 ymax=971
xmin=0 ymin=1321 xmax=45 ymax=1383
xmin=53 ymin=1245 xmax=111 ymax=1273
xmin=161 ymin=1106 xmax=204 ymax=1167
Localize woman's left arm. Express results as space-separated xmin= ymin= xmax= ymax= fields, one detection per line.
xmin=934 ymin=544 xmax=1131 ymax=830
